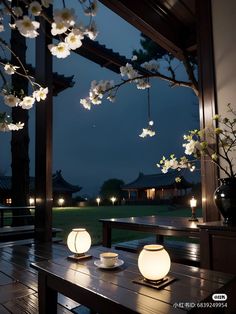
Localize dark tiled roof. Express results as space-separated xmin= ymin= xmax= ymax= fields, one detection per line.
xmin=0 ymin=171 xmax=81 ymax=194
xmin=52 ymin=170 xmax=81 ymax=193
xmin=122 ymin=172 xmax=192 ymax=190
xmin=76 ymin=38 xmax=151 ymax=75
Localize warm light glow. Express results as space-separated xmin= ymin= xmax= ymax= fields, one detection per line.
xmin=58 ymin=198 xmax=65 ymax=206
xmin=67 ymin=228 xmax=91 ymax=254
xmin=190 ymin=196 xmax=197 ymax=208
xmin=202 ymin=197 xmax=206 ymax=202
xmin=96 ymin=197 xmax=101 ymax=206
xmin=29 ymin=197 xmax=35 ymax=205
xmin=110 ymin=196 xmax=116 ymax=205
xmin=138 ymin=244 xmax=171 ymax=281
xmin=5 ymin=198 xmax=12 ymax=204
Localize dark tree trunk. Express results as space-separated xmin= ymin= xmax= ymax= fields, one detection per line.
xmin=10 ymin=2 xmax=33 ymax=226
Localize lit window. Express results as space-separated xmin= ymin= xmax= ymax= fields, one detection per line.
xmin=6 ymin=198 xmax=12 ymax=204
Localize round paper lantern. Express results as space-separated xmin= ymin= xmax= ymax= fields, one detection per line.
xmin=138 ymin=244 xmax=171 ymax=281
xmin=67 ymin=228 xmax=91 ymax=255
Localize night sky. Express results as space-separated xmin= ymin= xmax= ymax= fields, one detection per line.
xmin=0 ymin=2 xmax=199 ymax=197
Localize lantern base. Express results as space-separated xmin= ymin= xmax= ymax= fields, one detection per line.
xmin=67 ymin=253 xmax=92 ymax=261
xmin=133 ymin=276 xmax=176 ymax=290
xmin=188 ymin=216 xmax=199 ymax=222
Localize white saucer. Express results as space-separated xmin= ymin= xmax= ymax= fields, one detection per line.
xmin=94 ymin=259 xmax=124 ymax=269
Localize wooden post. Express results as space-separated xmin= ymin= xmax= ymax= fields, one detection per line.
xmin=102 ymin=222 xmax=112 ymax=247
xmin=35 ymin=7 xmax=53 ymax=242
xmin=196 ymin=0 xmax=220 ymax=222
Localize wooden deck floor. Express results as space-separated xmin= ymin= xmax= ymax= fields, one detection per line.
xmin=0 ymin=241 xmax=90 ymax=313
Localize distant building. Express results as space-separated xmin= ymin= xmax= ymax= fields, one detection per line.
xmin=0 ymin=170 xmax=81 ymax=206
xmin=122 ymin=172 xmax=192 ymax=203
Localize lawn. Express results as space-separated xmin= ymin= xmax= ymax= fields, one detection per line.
xmin=53 ymin=205 xmax=202 ymax=245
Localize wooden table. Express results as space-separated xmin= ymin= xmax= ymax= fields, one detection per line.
xmin=100 ymin=216 xmax=203 ymax=247
xmin=31 ymin=246 xmax=236 ymax=314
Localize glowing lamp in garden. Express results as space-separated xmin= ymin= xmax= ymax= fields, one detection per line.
xmin=138 ymin=245 xmax=171 ymax=281
xmin=58 ymin=197 xmax=65 ymax=206
xmin=189 ymin=196 xmax=198 ymax=221
xmin=96 ymin=197 xmax=101 ymax=206
xmin=67 ymin=228 xmax=92 ymax=261
xmin=110 ymin=196 xmax=116 ymax=205
xmin=29 ymin=197 xmax=35 ymax=206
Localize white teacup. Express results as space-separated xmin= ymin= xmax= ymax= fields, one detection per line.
xmin=100 ymin=252 xmax=118 ymax=267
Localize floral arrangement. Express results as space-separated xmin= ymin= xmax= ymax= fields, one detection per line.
xmin=0 ymin=0 xmax=98 ymax=131
xmin=157 ymin=104 xmax=236 ymax=180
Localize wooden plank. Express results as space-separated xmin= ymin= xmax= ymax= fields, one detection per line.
xmin=0 ymin=239 xmax=34 ymax=248
xmin=3 ymin=292 xmax=73 ymax=314
xmin=0 ymin=282 xmax=34 ymax=303
xmin=0 ymin=304 xmax=11 ymax=313
xmin=0 ymin=272 xmax=15 ymax=286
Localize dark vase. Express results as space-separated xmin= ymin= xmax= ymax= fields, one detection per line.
xmin=214 ymin=178 xmax=236 ymax=224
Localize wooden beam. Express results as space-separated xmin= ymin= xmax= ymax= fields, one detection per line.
xmin=35 ymin=7 xmax=53 ymax=242
xmin=196 ymin=0 xmax=219 ymax=222
xmin=99 ymin=0 xmax=195 ymax=59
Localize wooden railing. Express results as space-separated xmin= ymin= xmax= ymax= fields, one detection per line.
xmin=0 ymin=206 xmax=35 ymax=227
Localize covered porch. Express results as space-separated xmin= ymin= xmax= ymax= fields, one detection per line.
xmin=1 ymin=0 xmax=236 ymax=313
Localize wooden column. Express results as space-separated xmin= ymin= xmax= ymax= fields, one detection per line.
xmin=35 ymin=8 xmax=53 ymax=242
xmin=196 ymin=0 xmax=220 ymax=222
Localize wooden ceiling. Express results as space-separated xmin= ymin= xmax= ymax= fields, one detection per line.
xmin=99 ymin=0 xmax=196 ymax=60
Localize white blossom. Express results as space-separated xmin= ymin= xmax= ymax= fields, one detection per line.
xmin=139 ymin=128 xmax=155 ymax=138
xmin=4 ymin=94 xmax=20 ymax=107
xmin=73 ymin=24 xmax=85 ymax=36
xmin=0 ymin=24 xmax=4 ymax=32
xmin=88 ymin=80 xmax=114 ymax=104
xmin=183 ymin=139 xmax=200 ymax=155
xmin=85 ymin=21 xmax=98 ymax=40
xmin=80 ymin=98 xmax=91 ymax=110
xmin=48 ymin=42 xmax=70 ymax=58
xmin=84 ymin=0 xmax=98 ymax=16
xmin=53 ymin=8 xmax=76 ymax=27
xmin=12 ymin=6 xmax=23 ymax=17
xmin=136 ymin=79 xmax=151 ymax=89
xmin=41 ymin=0 xmax=53 ymax=8
xmin=33 ymin=87 xmax=48 ymax=101
xmin=29 ymin=1 xmax=42 ymax=16
xmin=107 ymin=95 xmax=115 ymax=102
xmin=0 ymin=122 xmax=24 ymax=132
xmin=120 ymin=63 xmax=139 ymax=79
xmin=141 ymin=60 xmax=160 ymax=72
xmin=131 ymin=55 xmax=138 ymax=61
xmin=175 ymin=177 xmax=181 ymax=183
xmin=4 ymin=63 xmax=19 ymax=75
xmin=65 ymin=31 xmax=83 ymax=50
xmin=15 ymin=16 xmax=40 ymax=38
xmin=51 ymin=22 xmax=68 ymax=35
xmin=19 ymin=96 xmax=35 ymax=109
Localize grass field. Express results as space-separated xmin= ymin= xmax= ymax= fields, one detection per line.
xmin=52 ymin=205 xmax=202 ymax=245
